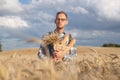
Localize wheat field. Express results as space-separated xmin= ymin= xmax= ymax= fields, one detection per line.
xmin=0 ymin=46 xmax=120 ymax=80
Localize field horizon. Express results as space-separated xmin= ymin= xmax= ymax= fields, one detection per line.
xmin=1 ymin=46 xmax=120 ymax=55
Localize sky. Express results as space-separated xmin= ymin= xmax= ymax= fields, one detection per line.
xmin=0 ymin=0 xmax=120 ymax=50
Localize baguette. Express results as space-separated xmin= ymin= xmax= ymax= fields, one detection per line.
xmin=61 ymin=34 xmax=69 ymax=45
xmin=68 ymin=38 xmax=76 ymax=49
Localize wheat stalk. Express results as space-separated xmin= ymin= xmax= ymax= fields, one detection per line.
xmin=43 ymin=32 xmax=59 ymax=45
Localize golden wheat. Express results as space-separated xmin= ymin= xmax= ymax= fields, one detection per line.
xmin=0 ymin=47 xmax=120 ymax=80
xmin=43 ymin=32 xmax=59 ymax=45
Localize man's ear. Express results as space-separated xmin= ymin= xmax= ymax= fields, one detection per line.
xmin=66 ymin=20 xmax=68 ymax=25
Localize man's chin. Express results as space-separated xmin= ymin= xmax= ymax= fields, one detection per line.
xmin=57 ymin=26 xmax=64 ymax=29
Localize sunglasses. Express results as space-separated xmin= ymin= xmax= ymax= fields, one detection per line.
xmin=56 ymin=18 xmax=67 ymax=21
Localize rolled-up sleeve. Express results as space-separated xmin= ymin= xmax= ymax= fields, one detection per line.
xmin=38 ymin=45 xmax=47 ymax=59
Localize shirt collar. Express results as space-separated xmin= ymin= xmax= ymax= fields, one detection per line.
xmin=54 ymin=29 xmax=66 ymax=35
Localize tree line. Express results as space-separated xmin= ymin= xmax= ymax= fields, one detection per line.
xmin=102 ymin=43 xmax=120 ymax=47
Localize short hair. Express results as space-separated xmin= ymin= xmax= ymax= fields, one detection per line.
xmin=56 ymin=11 xmax=68 ymax=19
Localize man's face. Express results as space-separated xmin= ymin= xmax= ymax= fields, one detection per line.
xmin=55 ymin=13 xmax=68 ymax=29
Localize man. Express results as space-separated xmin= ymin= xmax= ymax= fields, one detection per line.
xmin=38 ymin=11 xmax=77 ymax=62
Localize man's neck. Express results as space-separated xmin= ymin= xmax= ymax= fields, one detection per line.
xmin=55 ymin=28 xmax=64 ymax=34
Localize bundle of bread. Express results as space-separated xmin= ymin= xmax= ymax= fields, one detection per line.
xmin=53 ymin=34 xmax=76 ymax=62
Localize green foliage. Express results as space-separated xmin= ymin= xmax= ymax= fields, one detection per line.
xmin=0 ymin=42 xmax=2 ymax=52
xmin=102 ymin=43 xmax=120 ymax=47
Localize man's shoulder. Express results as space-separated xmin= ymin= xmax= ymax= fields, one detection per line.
xmin=42 ymin=31 xmax=54 ymax=36
xmin=48 ymin=31 xmax=55 ymax=34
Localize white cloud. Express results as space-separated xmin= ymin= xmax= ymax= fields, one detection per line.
xmin=85 ymin=0 xmax=120 ymax=21
xmin=67 ymin=29 xmax=97 ymax=39
xmin=0 ymin=16 xmax=28 ymax=28
xmin=68 ymin=6 xmax=89 ymax=14
xmin=26 ymin=0 xmax=65 ymax=9
xmin=31 ymin=0 xmax=66 ymax=5
xmin=23 ymin=0 xmax=67 ymax=10
xmin=0 ymin=0 xmax=23 ymax=13
xmin=67 ymin=29 xmax=120 ymax=39
xmin=37 ymin=11 xmax=54 ymax=21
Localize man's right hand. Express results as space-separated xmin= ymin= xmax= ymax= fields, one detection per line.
xmin=53 ymin=50 xmax=65 ymax=62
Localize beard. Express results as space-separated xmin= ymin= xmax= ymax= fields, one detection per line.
xmin=57 ymin=27 xmax=64 ymax=29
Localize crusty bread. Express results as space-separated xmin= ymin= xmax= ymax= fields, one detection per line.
xmin=60 ymin=34 xmax=69 ymax=45
xmin=68 ymin=38 xmax=76 ymax=48
xmin=53 ymin=34 xmax=76 ymax=62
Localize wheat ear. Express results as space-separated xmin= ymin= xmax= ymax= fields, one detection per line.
xmin=27 ymin=38 xmax=43 ymax=44
xmin=27 ymin=38 xmax=50 ymax=57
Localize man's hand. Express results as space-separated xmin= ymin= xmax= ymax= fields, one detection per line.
xmin=54 ymin=50 xmax=64 ymax=58
xmin=53 ymin=50 xmax=65 ymax=62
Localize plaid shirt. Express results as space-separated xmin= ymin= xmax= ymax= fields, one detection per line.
xmin=37 ymin=31 xmax=77 ymax=61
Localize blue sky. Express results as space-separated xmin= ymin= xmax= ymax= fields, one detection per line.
xmin=19 ymin=0 xmax=31 ymax=4
xmin=0 ymin=0 xmax=120 ymax=50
